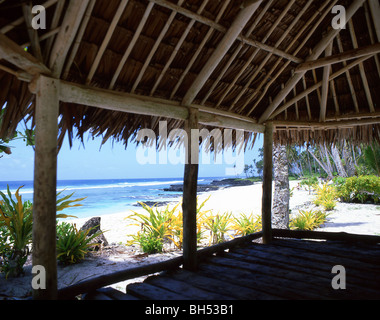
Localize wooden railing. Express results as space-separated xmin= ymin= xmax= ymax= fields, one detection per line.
xmin=57 ymin=231 xmax=263 ymax=299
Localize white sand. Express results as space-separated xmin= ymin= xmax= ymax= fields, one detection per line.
xmin=67 ymin=180 xmax=380 ymax=244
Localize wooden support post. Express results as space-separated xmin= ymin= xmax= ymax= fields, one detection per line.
xmin=262 ymin=122 xmax=273 ymax=244
xmin=182 ymin=108 xmax=199 ymax=271
xmin=32 ymin=75 xmax=59 ymax=300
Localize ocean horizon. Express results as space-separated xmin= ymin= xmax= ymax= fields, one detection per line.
xmin=0 ymin=177 xmax=225 ymax=219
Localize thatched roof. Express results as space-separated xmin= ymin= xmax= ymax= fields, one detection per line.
xmin=0 ymin=0 xmax=379 ymax=149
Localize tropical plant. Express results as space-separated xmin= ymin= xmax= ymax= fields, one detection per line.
xmin=56 ymin=223 xmax=102 ymax=265
xmin=0 ymin=186 xmax=33 ymax=277
xmin=0 ymin=186 xmax=84 ymax=277
xmin=204 ymin=212 xmax=232 ymax=245
xmin=289 ymin=209 xmax=329 ymax=231
xmin=231 ymin=213 xmax=261 ymax=237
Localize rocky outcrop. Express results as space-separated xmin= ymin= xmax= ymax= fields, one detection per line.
xmin=163 ymin=178 xmax=254 ymax=192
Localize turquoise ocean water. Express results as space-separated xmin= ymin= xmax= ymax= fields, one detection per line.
xmin=0 ymin=177 xmax=220 ymax=219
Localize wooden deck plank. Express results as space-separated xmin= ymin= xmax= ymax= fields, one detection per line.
xmin=225 ymin=250 xmax=380 ymax=299
xmin=127 ymin=282 xmax=191 ymax=300
xmin=145 ymin=274 xmax=234 ymax=300
xmin=85 ymin=238 xmax=380 ymax=300
xmin=273 ymin=239 xmax=380 ymax=262
xmin=198 ymin=261 xmax=322 ymax=299
xmin=235 ymin=244 xmax=380 ymax=285
xmin=168 ymin=269 xmax=278 ymax=300
xmin=206 ymin=255 xmax=344 ymax=299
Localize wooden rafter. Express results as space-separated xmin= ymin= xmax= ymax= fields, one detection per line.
xmin=336 ymin=34 xmax=359 ymax=113
xmin=270 ymin=55 xmax=373 ymax=119
xmin=170 ymin=0 xmax=231 ymax=100
xmin=62 ymin=0 xmax=96 ymax=80
xmin=320 ymin=41 xmax=333 ymax=122
xmin=258 ymin=0 xmax=367 ymax=123
xmin=228 ymin=0 xmax=312 ymax=112
xmin=149 ymin=0 xmax=209 ymax=96
xmin=22 ymin=3 xmax=43 ymax=62
xmin=244 ymin=0 xmax=337 ymax=115
xmin=109 ymin=1 xmax=154 ymax=90
xmin=0 ymin=0 xmax=58 ymax=34
xmin=86 ymin=0 xmax=130 ymax=85
xmin=0 ymin=33 xmax=50 ymax=75
xmin=215 ymin=0 xmax=276 ymax=108
xmin=150 ymin=0 xmax=301 ymax=63
xmin=295 ymin=42 xmax=380 ymax=73
xmin=49 ymin=0 xmax=90 ymax=78
xmin=133 ymin=0 xmax=186 ymax=95
xmin=348 ymin=19 xmax=375 ymax=113
xmin=182 ymin=0 xmax=263 ymax=107
xmin=43 ymin=0 xmax=66 ymax=63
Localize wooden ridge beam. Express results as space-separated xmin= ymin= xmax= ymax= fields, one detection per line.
xmin=295 ymin=42 xmax=380 ymax=73
xmin=258 ymin=0 xmax=367 ymax=123
xmin=182 ymin=0 xmax=262 ymax=107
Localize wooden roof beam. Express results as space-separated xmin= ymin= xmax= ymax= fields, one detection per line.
xmin=273 ymin=117 xmax=380 ymax=129
xmin=0 ymin=33 xmax=50 ymax=75
xmin=258 ymin=0 xmax=367 ymax=124
xmin=49 ymin=0 xmax=90 ymax=78
xmin=319 ymin=42 xmax=333 ymax=122
xmin=182 ymin=0 xmax=263 ymax=107
xmin=295 ymin=42 xmax=380 ymax=73
xmin=54 ymin=80 xmax=265 ymax=133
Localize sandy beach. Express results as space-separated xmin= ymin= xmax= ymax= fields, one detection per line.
xmin=67 ymin=179 xmax=380 ymax=244
xmin=1 ymin=180 xmax=380 ymax=298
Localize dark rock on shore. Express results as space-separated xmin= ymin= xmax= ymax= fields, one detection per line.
xmin=210 ymin=178 xmax=254 ymax=186
xmin=163 ymin=184 xmax=220 ymax=192
xmin=163 ymin=178 xmax=254 ymax=192
xmin=80 ymin=217 xmax=109 ymax=250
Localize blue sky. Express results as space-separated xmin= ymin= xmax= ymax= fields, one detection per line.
xmin=0 ymin=122 xmax=262 ymax=181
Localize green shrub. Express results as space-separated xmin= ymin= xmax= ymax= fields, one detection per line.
xmin=0 ymin=185 xmax=84 ymax=276
xmin=290 ymin=209 xmax=329 ymax=231
xmin=0 ymin=186 xmax=33 ymax=277
xmin=129 ymin=231 xmax=163 ymax=254
xmin=336 ymin=175 xmax=380 ymax=204
xmin=56 ymin=223 xmax=102 ymax=265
